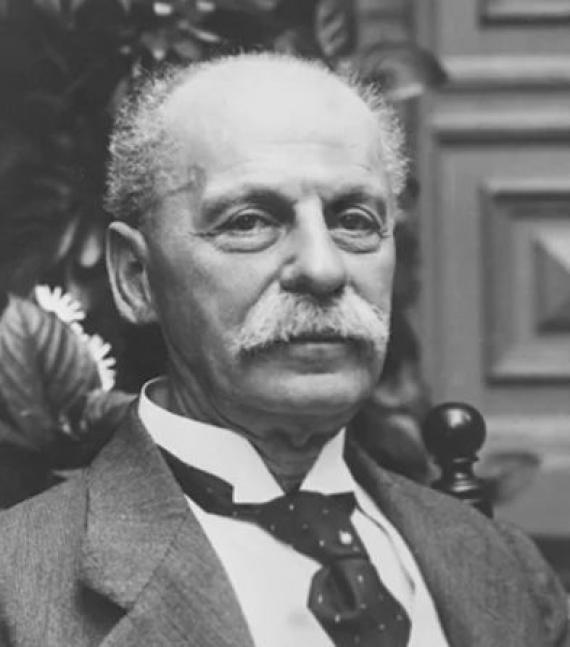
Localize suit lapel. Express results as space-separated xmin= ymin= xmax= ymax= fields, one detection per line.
xmin=79 ymin=408 xmax=254 ymax=647
xmin=346 ymin=437 xmax=547 ymax=647
xmin=77 ymin=409 xmax=549 ymax=646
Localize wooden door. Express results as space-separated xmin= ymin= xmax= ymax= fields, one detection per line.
xmin=416 ymin=0 xmax=570 ymax=535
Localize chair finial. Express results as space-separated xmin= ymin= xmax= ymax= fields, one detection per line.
xmin=423 ymin=402 xmax=492 ymax=517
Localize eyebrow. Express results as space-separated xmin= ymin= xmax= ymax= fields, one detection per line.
xmin=200 ymin=181 xmax=389 ymax=223
xmin=200 ymin=187 xmax=291 ymax=224
xmin=329 ymin=189 xmax=388 ymax=213
xmin=321 ymin=180 xmax=389 ymax=203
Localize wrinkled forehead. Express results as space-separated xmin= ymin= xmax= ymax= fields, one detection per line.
xmin=161 ymin=62 xmax=384 ymax=178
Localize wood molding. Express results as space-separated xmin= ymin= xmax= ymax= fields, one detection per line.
xmin=359 ymin=0 xmax=408 ymax=11
xmin=479 ymin=0 xmax=570 ymax=25
xmin=358 ymin=0 xmax=411 ymax=19
xmin=481 ymin=180 xmax=570 ymax=383
xmin=443 ymin=56 xmax=570 ymax=92
xmin=483 ymin=415 xmax=570 ymax=454
xmin=487 ymin=354 xmax=570 ymax=383
xmin=432 ymin=110 xmax=570 ymax=143
xmin=358 ymin=7 xmax=408 ymax=20
xmin=485 ymin=179 xmax=570 ymax=199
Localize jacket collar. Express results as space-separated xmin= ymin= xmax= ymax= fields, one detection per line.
xmin=79 ymin=407 xmax=255 ymax=647
xmin=77 ymin=407 xmax=549 ymax=647
xmin=345 ymin=437 xmax=550 ymax=647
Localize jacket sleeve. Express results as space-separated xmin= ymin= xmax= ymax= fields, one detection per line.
xmin=496 ymin=520 xmax=569 ymax=647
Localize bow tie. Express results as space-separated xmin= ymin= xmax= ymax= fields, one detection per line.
xmin=161 ymin=447 xmax=411 ymax=647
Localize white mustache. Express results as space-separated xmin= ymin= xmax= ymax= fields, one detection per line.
xmin=229 ymin=284 xmax=390 ymax=356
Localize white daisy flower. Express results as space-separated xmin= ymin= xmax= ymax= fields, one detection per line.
xmin=34 ymin=285 xmax=85 ymax=325
xmin=34 ymin=285 xmax=117 ymax=391
xmin=84 ymin=334 xmax=117 ymax=392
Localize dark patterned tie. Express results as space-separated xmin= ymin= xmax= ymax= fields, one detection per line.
xmin=161 ymin=448 xmax=411 ymax=647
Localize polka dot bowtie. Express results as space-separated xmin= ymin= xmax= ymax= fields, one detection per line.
xmin=162 ymin=448 xmax=411 ymax=647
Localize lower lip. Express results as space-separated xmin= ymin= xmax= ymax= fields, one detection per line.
xmin=280 ymin=339 xmax=352 ymax=358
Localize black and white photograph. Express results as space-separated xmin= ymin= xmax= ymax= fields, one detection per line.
xmin=0 ymin=1 xmax=568 ymax=645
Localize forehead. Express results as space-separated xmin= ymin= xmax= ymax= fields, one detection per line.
xmin=161 ymin=63 xmax=387 ymax=194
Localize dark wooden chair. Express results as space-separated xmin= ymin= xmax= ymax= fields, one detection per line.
xmin=423 ymin=402 xmax=492 ymax=517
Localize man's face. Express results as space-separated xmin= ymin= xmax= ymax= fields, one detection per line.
xmin=142 ymin=72 xmax=396 ymax=431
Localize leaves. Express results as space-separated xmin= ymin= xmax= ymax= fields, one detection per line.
xmin=314 ymin=0 xmax=354 ymax=60
xmin=33 ymin=0 xmax=65 ymax=16
xmin=210 ymin=0 xmax=281 ymax=12
xmin=82 ymin=388 xmax=134 ymax=433
xmin=0 ymin=295 xmax=101 ymax=450
xmin=349 ymin=42 xmax=447 ymax=101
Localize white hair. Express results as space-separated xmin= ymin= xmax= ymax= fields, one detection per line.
xmin=105 ymin=52 xmax=408 ymax=226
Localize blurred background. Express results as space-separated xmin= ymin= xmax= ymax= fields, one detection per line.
xmin=0 ymin=0 xmax=568 ymax=586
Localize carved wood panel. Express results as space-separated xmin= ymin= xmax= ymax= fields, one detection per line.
xmin=480 ymin=0 xmax=570 ymax=24
xmin=356 ymin=0 xmax=413 ymax=47
xmin=434 ymin=0 xmax=570 ymax=56
xmin=482 ymin=182 xmax=570 ymax=383
xmin=416 ymin=0 xmax=570 ymax=533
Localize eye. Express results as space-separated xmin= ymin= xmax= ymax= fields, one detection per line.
xmin=201 ymin=205 xmax=282 ymax=252
xmin=225 ymin=209 xmax=273 ymax=233
xmin=329 ymin=204 xmax=389 ymax=252
xmin=337 ymin=207 xmax=381 ymax=233
xmin=333 ymin=205 xmax=387 ymax=238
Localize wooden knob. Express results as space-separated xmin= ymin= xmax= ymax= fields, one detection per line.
xmin=423 ymin=402 xmax=492 ymax=517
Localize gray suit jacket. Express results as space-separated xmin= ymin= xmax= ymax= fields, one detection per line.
xmin=0 ymin=409 xmax=567 ymax=646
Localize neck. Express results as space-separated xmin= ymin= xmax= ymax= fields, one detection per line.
xmin=156 ymin=374 xmax=348 ymax=491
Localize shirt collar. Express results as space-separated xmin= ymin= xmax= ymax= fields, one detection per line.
xmin=139 ymin=378 xmax=355 ymax=503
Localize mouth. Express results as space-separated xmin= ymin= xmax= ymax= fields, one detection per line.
xmin=237 ymin=333 xmax=369 ymax=358
xmin=287 ymin=334 xmax=348 ymax=344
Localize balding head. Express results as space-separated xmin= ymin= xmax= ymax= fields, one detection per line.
xmin=105 ymin=53 xmax=407 ymax=227
xmin=106 ymin=51 xmax=401 ymax=450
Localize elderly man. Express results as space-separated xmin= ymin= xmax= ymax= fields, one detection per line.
xmin=0 ymin=53 xmax=567 ymax=647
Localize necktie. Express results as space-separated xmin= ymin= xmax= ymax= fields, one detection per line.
xmin=161 ymin=448 xmax=411 ymax=647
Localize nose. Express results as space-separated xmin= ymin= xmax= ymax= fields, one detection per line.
xmin=279 ymin=197 xmax=347 ymax=297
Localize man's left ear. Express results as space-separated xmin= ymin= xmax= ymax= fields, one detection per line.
xmin=106 ymin=221 xmax=157 ymax=325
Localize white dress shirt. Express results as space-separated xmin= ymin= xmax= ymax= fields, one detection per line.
xmin=139 ymin=379 xmax=448 ymax=647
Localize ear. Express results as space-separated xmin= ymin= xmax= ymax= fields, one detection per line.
xmin=106 ymin=221 xmax=157 ymax=325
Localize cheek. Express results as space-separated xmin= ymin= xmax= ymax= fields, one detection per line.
xmin=147 ymin=239 xmax=273 ymax=342
xmin=347 ymin=243 xmax=395 ymax=307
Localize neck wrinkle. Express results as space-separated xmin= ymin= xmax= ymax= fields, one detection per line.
xmin=159 ymin=373 xmax=339 ymax=495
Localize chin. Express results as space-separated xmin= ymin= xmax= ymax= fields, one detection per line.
xmin=250 ymin=371 xmax=375 ymax=419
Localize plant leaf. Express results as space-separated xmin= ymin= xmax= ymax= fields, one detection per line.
xmin=69 ymin=0 xmax=88 ymax=12
xmin=183 ymin=20 xmax=221 ymax=43
xmin=33 ymin=0 xmax=64 ymax=16
xmin=0 ymin=295 xmax=101 ymax=450
xmin=82 ymin=388 xmax=135 ymax=434
xmin=314 ymin=0 xmax=355 ymax=60
xmin=210 ymin=0 xmax=280 ymax=13
xmin=349 ymin=43 xmax=447 ymax=101
xmin=172 ymin=34 xmax=204 ymax=58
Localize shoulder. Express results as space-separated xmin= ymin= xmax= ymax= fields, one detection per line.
xmin=0 ymin=473 xmax=88 ymax=590
xmin=493 ymin=518 xmax=570 ymax=645
xmin=389 ymin=471 xmax=569 ymax=645
xmin=0 ymin=470 xmax=87 ymax=536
